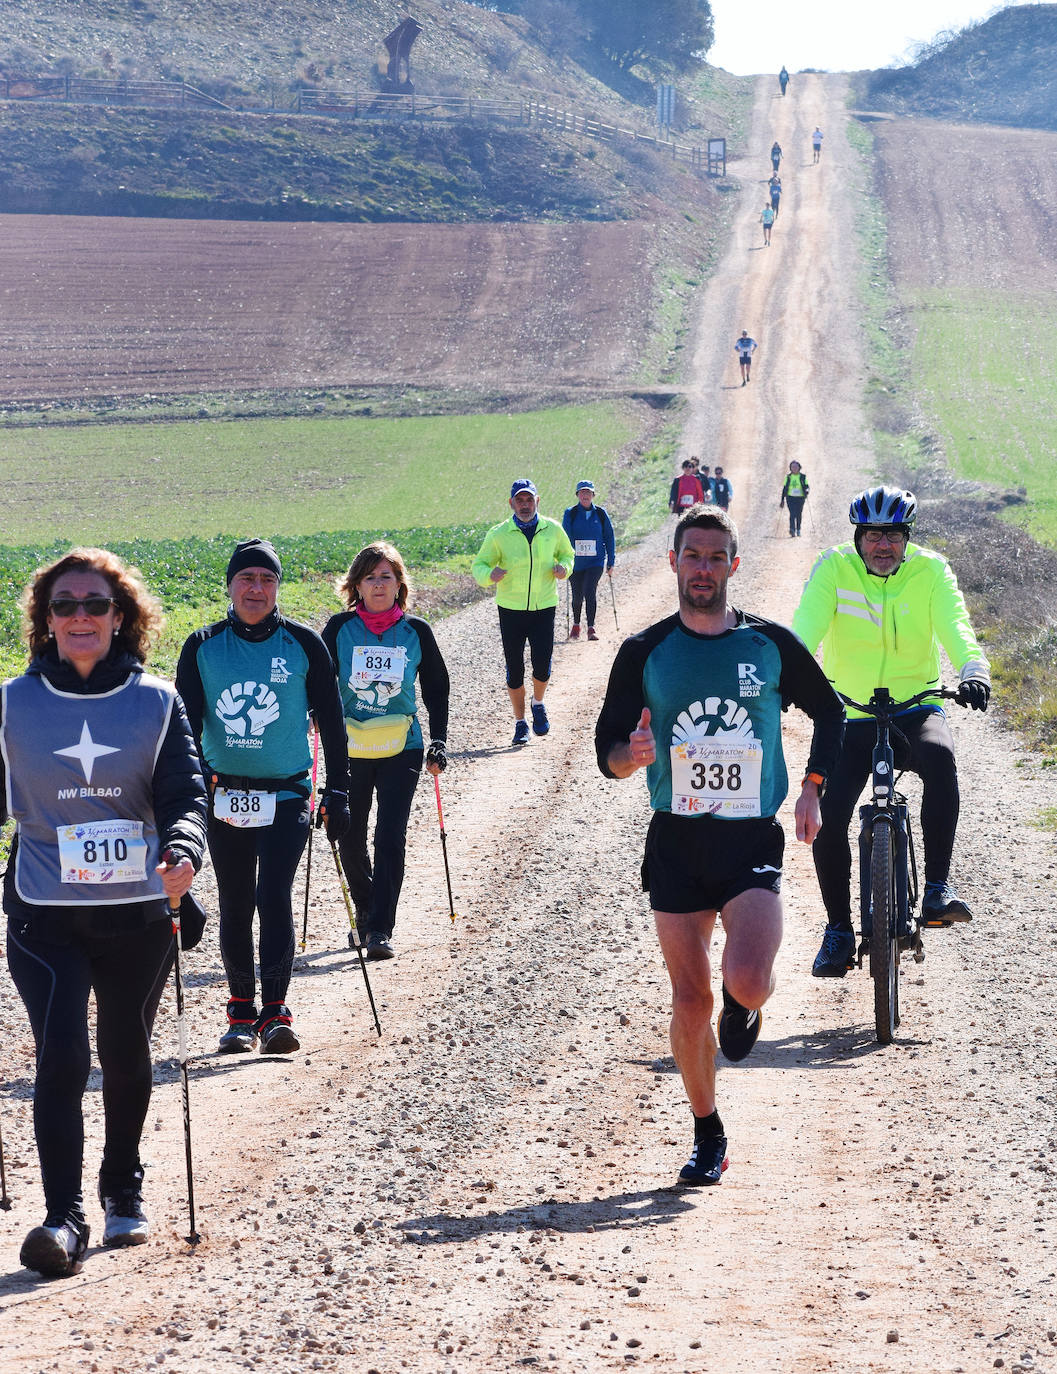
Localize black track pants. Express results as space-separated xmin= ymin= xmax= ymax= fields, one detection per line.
xmin=6 ymin=914 xmax=174 ymax=1224
xmin=340 ymin=749 xmax=423 ymax=939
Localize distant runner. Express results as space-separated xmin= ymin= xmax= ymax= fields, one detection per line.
xmin=812 ymin=127 xmax=823 ymax=163
xmin=734 ymin=330 xmax=757 ymax=386
xmin=761 ymin=203 xmax=775 ymax=247
xmin=669 ymin=459 xmax=706 ymax=514
xmin=471 ymin=479 xmax=574 ymax=745
xmin=712 ymin=466 xmax=733 ymax=511
xmin=780 ymin=460 xmax=810 ymax=537
xmin=779 ymin=66 xmax=789 ymax=96
xmin=768 ymin=174 xmax=782 ymax=218
xmin=697 ymin=464 xmax=716 ymax=503
xmin=770 ymin=141 xmax=782 ymax=173
xmin=562 ymin=480 xmax=616 ymax=642
xmin=595 ymin=505 xmax=844 ymax=1187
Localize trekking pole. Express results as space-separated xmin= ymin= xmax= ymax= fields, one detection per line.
xmin=0 ymin=1118 xmax=11 ymax=1210
xmin=805 ymin=498 xmax=817 ymax=533
xmin=433 ymin=773 xmax=459 ymax=925
xmin=565 ymin=580 xmax=570 ymax=639
xmin=328 ymin=840 xmax=382 ymax=1036
xmin=299 ymin=726 xmax=319 ymax=951
xmin=608 ymin=573 xmax=619 ymax=632
xmin=163 ymin=853 xmax=199 ymax=1246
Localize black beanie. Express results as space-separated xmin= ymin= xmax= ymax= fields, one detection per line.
xmin=226 ymin=537 xmax=283 ymax=586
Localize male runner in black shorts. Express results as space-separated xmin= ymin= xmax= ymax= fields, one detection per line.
xmin=596 ymin=506 xmax=843 ymax=1186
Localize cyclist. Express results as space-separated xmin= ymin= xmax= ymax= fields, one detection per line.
xmin=471 ymin=479 xmax=575 ymax=745
xmin=562 ymin=480 xmax=616 ymax=642
xmin=596 ymin=506 xmax=843 ymax=1187
xmin=780 ymin=460 xmax=810 ymax=536
xmin=791 ymin=486 xmax=991 ymax=978
xmin=734 ymin=330 xmax=757 ymax=386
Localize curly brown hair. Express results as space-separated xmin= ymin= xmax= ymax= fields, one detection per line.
xmin=22 ymin=547 xmax=164 ymax=664
xmin=336 ymin=541 xmax=412 ymax=611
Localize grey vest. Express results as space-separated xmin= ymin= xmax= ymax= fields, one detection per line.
xmin=2 ymin=671 xmax=174 ymax=906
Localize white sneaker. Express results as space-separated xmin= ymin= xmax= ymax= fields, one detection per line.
xmin=102 ymin=1190 xmax=150 ymax=1247
xmin=20 ymin=1219 xmax=90 ymax=1276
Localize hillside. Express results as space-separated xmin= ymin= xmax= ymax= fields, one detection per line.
xmin=859 ymin=3 xmax=1057 ymax=129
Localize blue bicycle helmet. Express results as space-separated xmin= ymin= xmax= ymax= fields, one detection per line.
xmin=848 ymin=485 xmax=917 ymax=527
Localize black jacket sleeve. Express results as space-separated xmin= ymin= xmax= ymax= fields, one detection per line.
xmin=595 ymin=627 xmax=662 ymax=777
xmin=409 ymin=618 xmax=450 ymax=743
xmin=755 ymin=618 xmax=845 ymax=782
xmin=289 ymin=621 xmax=350 ymax=794
xmin=174 ymin=629 xmax=208 ymax=751
xmin=154 ymin=690 xmax=209 ymax=870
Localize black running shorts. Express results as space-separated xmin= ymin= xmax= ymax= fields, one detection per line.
xmin=642 ymin=811 xmax=784 ymax=914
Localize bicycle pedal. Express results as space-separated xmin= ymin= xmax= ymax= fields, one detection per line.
xmin=919 ymin=917 xmax=953 ymax=930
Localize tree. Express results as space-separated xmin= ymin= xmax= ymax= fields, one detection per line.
xmin=577 ymin=0 xmax=713 ymax=72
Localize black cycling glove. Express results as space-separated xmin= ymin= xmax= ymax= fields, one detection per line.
xmin=316 ymin=789 xmax=351 ymax=840
xmin=425 ymin=741 xmax=448 ymax=772
xmin=956 ymin=678 xmax=990 ymax=712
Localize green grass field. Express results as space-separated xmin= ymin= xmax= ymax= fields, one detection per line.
xmin=907 ymin=287 xmax=1057 ymax=546
xmin=0 ymin=402 xmax=639 ymax=544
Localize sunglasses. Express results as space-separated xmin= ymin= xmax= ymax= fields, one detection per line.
xmin=49 ymin=596 xmax=117 ymax=617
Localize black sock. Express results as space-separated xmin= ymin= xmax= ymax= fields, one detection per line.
xmin=721 ymin=984 xmax=746 ymax=1015
xmin=694 ymin=1109 xmax=725 ymax=1142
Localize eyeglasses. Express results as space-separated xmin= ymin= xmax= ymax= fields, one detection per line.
xmin=861 ymin=529 xmax=906 ymax=546
xmin=48 ymin=596 xmax=116 ymax=617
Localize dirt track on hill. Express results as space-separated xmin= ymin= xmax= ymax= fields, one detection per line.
xmin=1 ymin=75 xmax=1055 ymax=1374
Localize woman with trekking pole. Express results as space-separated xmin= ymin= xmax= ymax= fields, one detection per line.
xmin=1 ymin=548 xmax=207 ymax=1278
xmin=322 ymin=541 xmax=450 ymax=961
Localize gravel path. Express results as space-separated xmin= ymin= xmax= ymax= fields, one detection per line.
xmin=1 ymin=74 xmax=1054 ymax=1374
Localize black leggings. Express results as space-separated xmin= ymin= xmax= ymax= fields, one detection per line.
xmin=813 ymin=710 xmax=960 ymax=928
xmin=570 ymin=566 xmax=604 ymax=628
xmin=340 ymin=749 xmax=423 ymax=938
xmin=497 ymin=606 xmax=555 ymax=689
xmin=6 ymin=914 xmax=174 ymax=1225
xmin=785 ymin=495 xmax=805 ymax=534
xmin=208 ymin=794 xmax=310 ymax=1006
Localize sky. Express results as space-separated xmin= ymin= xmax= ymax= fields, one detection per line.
xmin=706 ymin=0 xmax=1029 ymax=75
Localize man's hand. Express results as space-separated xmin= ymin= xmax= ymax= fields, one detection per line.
xmin=606 ymin=566 xmax=614 ymax=578
xmin=608 ymin=708 xmax=656 ymax=778
xmin=795 ymin=779 xmax=822 ymax=844
xmin=554 ymin=564 xmax=568 ymax=580
xmin=956 ymin=678 xmax=990 ymax=712
xmin=316 ymin=789 xmax=351 ymax=841
xmin=157 ymin=855 xmax=195 ymax=903
xmin=489 ymin=567 xmax=507 ymax=584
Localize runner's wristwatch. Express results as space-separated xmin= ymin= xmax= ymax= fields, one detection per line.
xmin=802 ymin=771 xmax=826 ymax=796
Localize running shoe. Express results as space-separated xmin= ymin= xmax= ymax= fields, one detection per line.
xmin=257 ymin=1004 xmax=300 ymax=1055
xmin=678 ymin=1136 xmax=729 ymax=1187
xmin=921 ymin=882 xmax=973 ymax=925
xmin=530 ymin=701 xmax=550 ymax=736
xmin=101 ymin=1189 xmax=149 ymax=1247
xmin=20 ymin=1218 xmax=90 ymax=1278
xmin=587 ymin=627 xmax=599 ymax=641
xmin=512 ymin=719 xmax=530 ymax=746
xmin=366 ymin=933 xmax=395 ymax=961
xmin=218 ymin=1000 xmax=258 ymax=1053
xmin=569 ymin=624 xmax=581 ymax=640
xmin=811 ymin=925 xmax=856 ymax=978
xmin=717 ymin=985 xmax=762 ymax=1062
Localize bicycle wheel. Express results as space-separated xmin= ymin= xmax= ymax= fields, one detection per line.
xmin=869 ymin=818 xmax=899 ymax=1043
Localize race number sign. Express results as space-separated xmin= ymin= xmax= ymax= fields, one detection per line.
xmin=214 ymin=787 xmax=277 ymax=828
xmin=670 ymin=738 xmax=762 ymax=817
xmin=574 ymin=539 xmax=597 ymax=558
xmin=349 ymin=644 xmax=407 ymax=690
xmin=57 ymin=819 xmax=148 ymax=883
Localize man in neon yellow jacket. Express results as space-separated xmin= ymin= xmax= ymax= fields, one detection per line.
xmin=472 ymin=478 xmax=575 ymax=746
xmin=791 ymin=485 xmax=990 ymax=977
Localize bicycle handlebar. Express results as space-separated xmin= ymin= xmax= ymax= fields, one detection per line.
xmin=836 ymin=684 xmax=963 ymax=718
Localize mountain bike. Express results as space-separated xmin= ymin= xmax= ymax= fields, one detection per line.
xmin=837 ymin=684 xmax=963 ymax=1044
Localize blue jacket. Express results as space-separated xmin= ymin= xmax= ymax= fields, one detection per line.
xmin=561 ymin=503 xmax=616 ymax=571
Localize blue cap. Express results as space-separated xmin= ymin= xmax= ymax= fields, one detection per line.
xmin=576 ymin=480 xmax=595 ymax=493
xmin=510 ymin=478 xmax=538 ymax=498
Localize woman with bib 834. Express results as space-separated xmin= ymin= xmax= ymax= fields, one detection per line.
xmin=322 ymin=542 xmax=450 ymax=961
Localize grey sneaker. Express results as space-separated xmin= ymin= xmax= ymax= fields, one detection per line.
xmin=921 ymin=882 xmax=973 ymax=926
xmin=20 ymin=1218 xmax=90 ymax=1278
xmin=218 ymin=1000 xmax=259 ymax=1053
xmin=257 ymin=1004 xmax=300 ymax=1055
xmin=101 ymin=1189 xmax=149 ymax=1248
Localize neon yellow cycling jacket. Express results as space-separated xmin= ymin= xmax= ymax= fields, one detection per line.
xmin=471 ymin=515 xmax=576 ymax=611
xmin=791 ymin=541 xmax=989 ymax=719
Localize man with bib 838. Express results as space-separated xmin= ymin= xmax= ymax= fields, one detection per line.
xmin=595 ymin=506 xmax=844 ymax=1186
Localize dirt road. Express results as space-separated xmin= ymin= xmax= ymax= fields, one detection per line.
xmin=1 ymin=75 xmax=1054 ymax=1374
